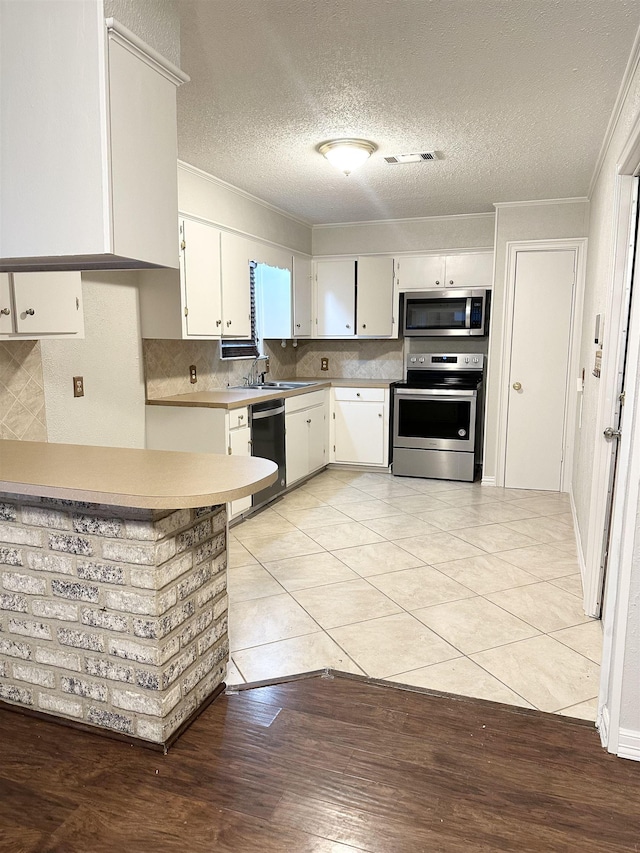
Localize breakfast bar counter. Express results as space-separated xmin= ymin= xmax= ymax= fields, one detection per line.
xmin=0 ymin=440 xmax=277 ymax=749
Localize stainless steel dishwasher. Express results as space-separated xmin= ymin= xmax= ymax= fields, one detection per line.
xmin=250 ymin=397 xmax=287 ymax=509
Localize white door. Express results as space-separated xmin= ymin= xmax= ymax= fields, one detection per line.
xmin=504 ymin=250 xmax=575 ymax=490
xmin=285 ymin=408 xmax=309 ymax=485
xmin=444 ymin=253 xmax=493 ymax=289
xmin=293 ymin=255 xmax=312 ymax=336
xmin=229 ymin=425 xmax=252 ymax=515
xmin=334 ymin=401 xmax=385 ymax=465
xmin=316 ymin=260 xmax=355 ymax=336
xmin=12 ymin=272 xmax=82 ymax=335
xmin=357 ymin=257 xmax=394 ymax=336
xmin=221 ymin=231 xmax=254 ymax=338
xmin=396 ymin=255 xmax=445 ymax=290
xmin=0 ymin=274 xmax=13 ymax=334
xmin=181 ymin=218 xmax=222 ymax=337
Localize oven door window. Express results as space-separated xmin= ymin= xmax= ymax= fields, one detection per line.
xmin=398 ymin=398 xmax=472 ymax=441
xmin=405 ymin=297 xmax=468 ymax=330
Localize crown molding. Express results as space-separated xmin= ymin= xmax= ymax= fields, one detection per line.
xmin=493 ymin=197 xmax=589 ymax=209
xmin=312 ymin=211 xmax=495 ymax=230
xmin=588 ymin=24 xmax=640 ymax=197
xmin=177 ymin=161 xmax=313 ymax=228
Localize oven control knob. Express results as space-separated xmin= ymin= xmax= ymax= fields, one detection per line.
xmin=410 ymin=357 xmax=417 ymax=363
xmin=464 ymin=357 xmax=470 ymax=363
xmin=458 ymin=429 xmax=467 ymax=437
xmin=472 ymin=357 xmax=479 ymax=363
xmin=419 ymin=357 xmax=425 ymax=363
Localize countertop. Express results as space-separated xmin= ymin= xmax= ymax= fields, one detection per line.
xmin=0 ymin=440 xmax=277 ymax=510
xmin=147 ymin=378 xmax=395 ymax=410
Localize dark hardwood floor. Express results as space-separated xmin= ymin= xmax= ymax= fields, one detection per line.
xmin=1 ymin=674 xmax=640 ymax=852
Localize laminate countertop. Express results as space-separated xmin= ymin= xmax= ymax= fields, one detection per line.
xmin=0 ymin=440 xmax=277 ymax=510
xmin=147 ymin=378 xmax=396 ymax=410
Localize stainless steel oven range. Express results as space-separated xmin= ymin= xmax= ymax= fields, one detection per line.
xmin=392 ymin=353 xmax=485 ymax=482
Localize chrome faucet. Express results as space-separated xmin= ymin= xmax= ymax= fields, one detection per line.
xmin=246 ymin=355 xmax=269 ymax=386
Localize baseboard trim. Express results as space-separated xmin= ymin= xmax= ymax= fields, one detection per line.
xmin=618 ymin=727 xmax=640 ymax=761
xmin=598 ymin=703 xmax=610 ymax=748
xmin=481 ymin=475 xmax=496 ymax=487
xmin=569 ymin=488 xmax=588 ymax=594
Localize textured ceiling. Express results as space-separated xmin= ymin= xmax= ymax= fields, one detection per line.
xmin=176 ymin=0 xmax=639 ymax=224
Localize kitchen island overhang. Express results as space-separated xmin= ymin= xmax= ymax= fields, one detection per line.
xmin=0 ymin=440 xmax=276 ymax=750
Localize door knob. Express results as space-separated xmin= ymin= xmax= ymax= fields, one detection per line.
xmin=603 ymin=427 xmax=622 ymax=440
xmin=512 ymin=382 xmax=522 ymax=391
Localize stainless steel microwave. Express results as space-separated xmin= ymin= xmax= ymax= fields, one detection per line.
xmin=403 ymin=288 xmax=489 ymax=337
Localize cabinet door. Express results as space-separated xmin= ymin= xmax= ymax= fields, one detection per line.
xmin=293 ymin=255 xmax=312 ymax=336
xmin=0 ymin=274 xmax=13 ymax=334
xmin=285 ymin=408 xmax=310 ymax=485
xmin=396 ymin=255 xmax=445 ymax=290
xmin=108 ymin=34 xmax=179 ymax=269
xmin=316 ymin=260 xmax=356 ymax=336
xmin=334 ymin=401 xmax=385 ymax=465
xmin=307 ymin=405 xmax=326 ymax=473
xmin=256 ymin=263 xmax=292 ymax=339
xmin=181 ymin=218 xmax=222 ymax=337
xmin=444 ymin=253 xmax=494 ymax=289
xmin=12 ymin=272 xmax=82 ymax=335
xmin=357 ymin=257 xmax=394 ymax=336
xmin=229 ymin=425 xmax=252 ymax=515
xmin=221 ymin=231 xmax=254 ymax=339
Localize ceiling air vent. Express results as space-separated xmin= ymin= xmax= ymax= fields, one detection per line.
xmin=384 ymin=152 xmax=437 ymax=164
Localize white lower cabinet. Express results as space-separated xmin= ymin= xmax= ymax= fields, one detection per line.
xmin=285 ymin=390 xmax=328 ymax=486
xmin=145 ymin=404 xmax=251 ymax=519
xmin=331 ymin=387 xmax=389 ymax=467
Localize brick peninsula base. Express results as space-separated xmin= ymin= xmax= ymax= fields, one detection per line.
xmin=0 ymin=494 xmax=228 ymax=748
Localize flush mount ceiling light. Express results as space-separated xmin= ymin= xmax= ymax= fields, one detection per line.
xmin=317 ymin=138 xmax=377 ymax=176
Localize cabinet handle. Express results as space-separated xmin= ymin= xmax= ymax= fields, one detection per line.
xmin=306 ymin=419 xmax=311 ymax=424
xmin=25 ymin=308 xmax=35 ymax=316
xmin=378 ymin=413 xmax=382 ymax=418
xmin=362 ymin=324 xmax=367 ymax=329
xmin=346 ymin=324 xmax=351 ymax=329
xmin=226 ymin=320 xmax=232 ymax=326
xmin=238 ymin=414 xmax=244 ymax=420
xmin=449 ymin=280 xmax=454 ymax=285
xmin=296 ymin=323 xmax=301 ymax=328
xmin=0 ymin=308 xmax=10 ymax=316
xmin=216 ymin=320 xmax=222 ymax=327
xmin=356 ymin=392 xmax=361 ymax=397
xmin=435 ymin=280 xmax=440 ymax=285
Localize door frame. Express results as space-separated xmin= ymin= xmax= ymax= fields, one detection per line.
xmin=594 ymin=112 xmax=640 ymax=757
xmin=495 ymin=238 xmax=587 ymax=490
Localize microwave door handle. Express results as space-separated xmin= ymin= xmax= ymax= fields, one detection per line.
xmin=465 ymin=298 xmax=472 ymax=329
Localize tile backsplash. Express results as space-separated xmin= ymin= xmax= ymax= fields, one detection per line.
xmin=143 ymin=338 xmax=404 ymax=398
xmin=0 ymin=341 xmax=47 ymax=441
xmin=291 ymin=339 xmax=404 ymax=380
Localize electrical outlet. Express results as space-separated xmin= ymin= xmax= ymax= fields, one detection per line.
xmin=73 ymin=376 xmax=84 ymax=397
xmin=189 ymin=364 xmax=197 ymax=383
xmin=321 ymin=357 xmax=329 ymax=371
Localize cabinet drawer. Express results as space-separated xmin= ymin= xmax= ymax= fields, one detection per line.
xmin=228 ymin=407 xmax=249 ymax=430
xmin=333 ymin=387 xmax=386 ymax=402
xmin=285 ymin=389 xmax=326 ymax=414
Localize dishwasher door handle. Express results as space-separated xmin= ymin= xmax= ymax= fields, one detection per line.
xmin=251 ymin=405 xmax=285 ymax=420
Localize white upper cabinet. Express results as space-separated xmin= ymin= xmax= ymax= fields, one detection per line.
xmin=220 ymin=231 xmax=254 ymax=339
xmin=315 ymin=260 xmax=356 ymax=337
xmin=182 ymin=219 xmax=222 ymax=338
xmin=0 ymin=272 xmax=84 ymax=338
xmin=293 ymin=255 xmax=313 ymax=337
xmin=0 ymin=6 xmax=188 ymax=271
xmin=396 ymin=252 xmax=493 ymax=290
xmin=443 ymin=252 xmax=494 ymax=289
xmin=356 ymin=257 xmax=395 ymax=337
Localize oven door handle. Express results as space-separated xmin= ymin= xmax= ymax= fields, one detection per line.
xmin=395 ymin=388 xmax=478 ymax=398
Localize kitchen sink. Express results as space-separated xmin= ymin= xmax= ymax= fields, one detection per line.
xmin=228 ymin=381 xmax=317 ymax=391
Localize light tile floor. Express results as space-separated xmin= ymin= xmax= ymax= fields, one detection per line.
xmin=226 ymin=468 xmax=602 ymax=721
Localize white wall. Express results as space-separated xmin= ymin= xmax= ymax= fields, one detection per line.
xmin=312 ymin=213 xmax=495 ymax=256
xmin=571 ymin=46 xmax=640 ymax=734
xmin=41 ymin=273 xmax=146 ymax=448
xmin=483 ymin=200 xmax=590 ymax=479
xmin=178 ymin=162 xmax=312 ymax=255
